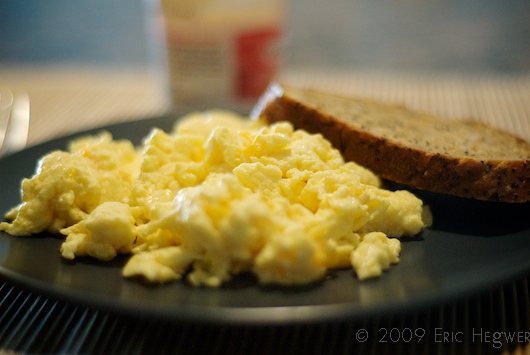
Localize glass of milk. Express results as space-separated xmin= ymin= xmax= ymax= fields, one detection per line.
xmin=158 ymin=0 xmax=287 ymax=112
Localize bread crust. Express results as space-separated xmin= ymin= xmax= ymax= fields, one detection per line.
xmin=257 ymin=84 xmax=530 ymax=203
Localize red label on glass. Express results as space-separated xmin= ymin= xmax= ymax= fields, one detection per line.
xmin=235 ymin=27 xmax=281 ymax=99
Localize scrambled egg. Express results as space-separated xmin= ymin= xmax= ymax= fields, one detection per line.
xmin=0 ymin=133 xmax=138 ymax=236
xmin=0 ymin=111 xmax=432 ymax=287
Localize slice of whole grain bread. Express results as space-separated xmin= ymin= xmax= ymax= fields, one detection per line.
xmin=252 ymin=83 xmax=530 ymax=203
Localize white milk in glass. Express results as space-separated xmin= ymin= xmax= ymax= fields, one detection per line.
xmin=160 ymin=0 xmax=286 ymax=111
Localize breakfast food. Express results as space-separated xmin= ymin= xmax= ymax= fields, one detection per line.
xmin=253 ymin=83 xmax=530 ymax=203
xmin=0 ymin=111 xmax=431 ymax=287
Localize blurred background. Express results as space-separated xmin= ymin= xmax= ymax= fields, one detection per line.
xmin=1 ymin=0 xmax=529 ymax=74
xmin=1 ymin=0 xmax=529 ymax=147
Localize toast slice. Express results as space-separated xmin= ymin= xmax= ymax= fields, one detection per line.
xmin=252 ymin=83 xmax=530 ymax=203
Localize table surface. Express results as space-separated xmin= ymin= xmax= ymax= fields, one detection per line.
xmin=1 ymin=65 xmax=529 ymax=355
xmin=1 ymin=65 xmax=529 ymax=146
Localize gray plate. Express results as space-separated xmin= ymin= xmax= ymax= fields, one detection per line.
xmin=1 ymin=114 xmax=530 ymax=325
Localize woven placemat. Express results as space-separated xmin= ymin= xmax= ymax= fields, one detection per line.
xmin=2 ymin=66 xmax=529 ymax=147
xmin=0 ymin=66 xmax=170 ymax=147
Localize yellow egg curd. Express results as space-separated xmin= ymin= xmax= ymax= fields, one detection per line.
xmin=1 ymin=110 xmax=432 ymax=287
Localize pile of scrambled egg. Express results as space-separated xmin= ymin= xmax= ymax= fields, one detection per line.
xmin=0 ymin=111 xmax=431 ymax=287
